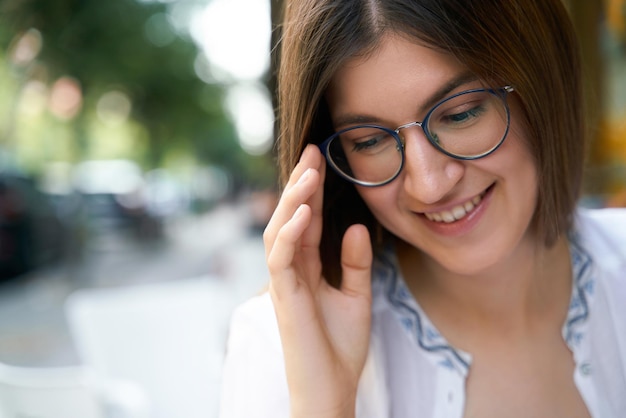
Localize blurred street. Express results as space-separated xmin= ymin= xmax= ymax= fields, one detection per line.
xmin=0 ymin=199 xmax=269 ymax=368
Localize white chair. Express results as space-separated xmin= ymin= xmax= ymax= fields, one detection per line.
xmin=65 ymin=277 xmax=236 ymax=418
xmin=0 ymin=362 xmax=104 ymax=418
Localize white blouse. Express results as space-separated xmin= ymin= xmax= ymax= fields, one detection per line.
xmin=219 ymin=208 xmax=626 ymax=418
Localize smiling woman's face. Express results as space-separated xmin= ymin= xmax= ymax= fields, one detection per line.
xmin=326 ymin=34 xmax=539 ymax=276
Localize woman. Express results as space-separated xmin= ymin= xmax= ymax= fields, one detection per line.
xmin=219 ymin=0 xmax=626 ymax=417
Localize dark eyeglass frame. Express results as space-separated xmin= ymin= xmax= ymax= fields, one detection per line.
xmin=318 ymin=85 xmax=515 ymax=187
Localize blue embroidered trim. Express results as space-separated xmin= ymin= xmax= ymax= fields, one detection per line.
xmin=374 ymin=250 xmax=470 ymax=375
xmin=564 ymin=233 xmax=595 ymax=347
xmin=375 ymin=236 xmax=596 ymax=374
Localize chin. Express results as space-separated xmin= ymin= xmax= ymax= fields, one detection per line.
xmin=424 ymin=244 xmax=514 ymax=278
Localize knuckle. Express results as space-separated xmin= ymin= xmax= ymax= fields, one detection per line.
xmin=266 ymin=262 xmax=281 ymax=277
xmin=265 ymin=254 xmax=285 ymax=277
xmin=262 ymin=225 xmax=273 ymax=246
xmin=280 ymin=187 xmax=302 ymax=208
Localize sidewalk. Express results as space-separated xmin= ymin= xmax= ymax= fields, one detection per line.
xmin=0 ymin=201 xmax=269 ymax=367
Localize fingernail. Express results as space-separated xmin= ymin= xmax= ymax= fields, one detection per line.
xmin=296 ymin=168 xmax=311 ymax=185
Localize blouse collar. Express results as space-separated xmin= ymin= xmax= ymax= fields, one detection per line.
xmin=373 ymin=237 xmax=596 ymax=377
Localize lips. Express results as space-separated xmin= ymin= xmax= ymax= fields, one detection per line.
xmin=423 ymin=188 xmax=489 ymax=223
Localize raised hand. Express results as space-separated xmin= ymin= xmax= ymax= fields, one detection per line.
xmin=264 ymin=144 xmax=374 ymax=418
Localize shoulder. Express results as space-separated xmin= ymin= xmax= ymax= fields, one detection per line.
xmin=219 ymin=293 xmax=289 ymax=418
xmin=574 ymin=207 xmax=626 ymax=262
xmin=226 ymin=292 xmax=282 ymax=352
xmin=572 ymin=208 xmax=626 ymax=413
xmin=576 ymin=206 xmax=626 ymax=231
xmin=573 ymin=207 xmax=626 ymax=320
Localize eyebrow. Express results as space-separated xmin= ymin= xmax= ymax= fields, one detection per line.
xmin=333 ymin=71 xmax=479 ymax=129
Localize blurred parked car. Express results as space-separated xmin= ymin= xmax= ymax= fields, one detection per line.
xmin=72 ymin=160 xmax=163 ymax=240
xmin=0 ymin=172 xmax=66 ymax=280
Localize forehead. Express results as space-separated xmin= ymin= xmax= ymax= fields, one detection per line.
xmin=326 ymin=34 xmax=470 ymax=124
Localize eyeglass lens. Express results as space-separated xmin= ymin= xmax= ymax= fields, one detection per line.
xmin=325 ymin=89 xmax=509 ymax=185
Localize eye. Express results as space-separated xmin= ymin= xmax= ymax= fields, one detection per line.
xmin=430 ymin=91 xmax=495 ymax=130
xmin=440 ymin=104 xmax=486 ymax=126
xmin=338 ymin=128 xmax=396 ymax=154
xmin=352 ymin=134 xmax=386 ymax=152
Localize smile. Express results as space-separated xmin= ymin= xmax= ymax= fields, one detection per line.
xmin=423 ymin=191 xmax=486 ymax=223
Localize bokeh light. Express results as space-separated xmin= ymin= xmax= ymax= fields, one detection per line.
xmin=225 ymin=83 xmax=274 ymax=155
xmin=190 ymin=0 xmax=271 ymax=82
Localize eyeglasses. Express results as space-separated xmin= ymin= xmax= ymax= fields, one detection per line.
xmin=318 ymin=85 xmax=515 ymax=187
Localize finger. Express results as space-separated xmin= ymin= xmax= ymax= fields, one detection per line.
xmin=299 ymin=147 xmax=326 ymax=253
xmin=264 ymin=145 xmax=323 ymax=257
xmin=264 ymin=167 xmax=320 ymax=259
xmin=294 ymin=149 xmax=325 ymax=285
xmin=267 ymin=204 xmax=312 ymax=296
xmin=283 ymin=144 xmax=324 ymax=191
xmin=340 ymin=224 xmax=373 ymax=301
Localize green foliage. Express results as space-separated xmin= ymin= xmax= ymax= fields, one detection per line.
xmin=0 ymin=0 xmax=273 ymax=186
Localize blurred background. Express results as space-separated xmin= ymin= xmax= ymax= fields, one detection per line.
xmin=0 ymin=0 xmax=624 ymax=417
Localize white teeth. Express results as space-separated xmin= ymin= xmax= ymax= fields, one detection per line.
xmin=451 ymin=205 xmax=466 ymax=219
xmin=424 ymin=192 xmax=484 ymax=223
xmin=442 ymin=211 xmax=456 ymax=223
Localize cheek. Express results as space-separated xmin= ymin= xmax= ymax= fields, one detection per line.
xmin=355 ymin=184 xmax=425 ymax=246
xmin=506 ymin=127 xmax=538 ymax=189
xmin=487 ymin=123 xmax=540 ymax=232
xmin=506 ymin=99 xmax=538 ymax=173
xmin=486 ymin=101 xmax=538 ymax=183
xmin=355 ymin=186 xmax=399 ymax=222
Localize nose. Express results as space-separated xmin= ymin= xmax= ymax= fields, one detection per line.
xmin=399 ymin=126 xmax=465 ymax=204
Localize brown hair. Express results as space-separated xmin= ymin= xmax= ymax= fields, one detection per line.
xmin=275 ymin=0 xmax=585 ymax=286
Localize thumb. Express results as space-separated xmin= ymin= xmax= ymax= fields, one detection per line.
xmin=340 ymin=224 xmax=373 ymax=300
